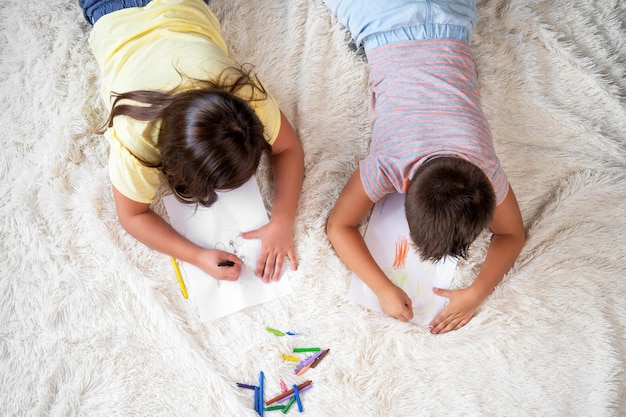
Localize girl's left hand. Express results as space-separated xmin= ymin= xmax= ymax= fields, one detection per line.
xmin=429 ymin=286 xmax=483 ymax=334
xmin=240 ymin=219 xmax=298 ymax=283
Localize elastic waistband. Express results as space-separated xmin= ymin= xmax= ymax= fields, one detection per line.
xmin=363 ymin=24 xmax=471 ymax=52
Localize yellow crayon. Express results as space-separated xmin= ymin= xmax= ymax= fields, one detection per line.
xmin=281 ymin=354 xmax=299 ymax=362
xmin=171 ymin=257 xmax=188 ymax=299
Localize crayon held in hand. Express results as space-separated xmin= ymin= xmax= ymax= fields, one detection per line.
xmin=217 ymin=261 xmax=235 ymax=267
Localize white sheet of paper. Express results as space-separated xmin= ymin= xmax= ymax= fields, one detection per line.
xmin=163 ymin=178 xmax=292 ymax=322
xmin=347 ymin=192 xmax=458 ymax=326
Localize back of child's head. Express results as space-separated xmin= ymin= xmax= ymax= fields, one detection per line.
xmin=404 ymin=157 xmax=495 ymax=262
xmin=100 ymin=66 xmax=271 ymax=206
xmin=158 ymin=87 xmax=270 ymax=206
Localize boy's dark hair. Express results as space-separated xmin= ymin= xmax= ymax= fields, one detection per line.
xmin=404 ymin=157 xmax=496 ymax=262
xmin=99 ymin=66 xmax=271 ymax=206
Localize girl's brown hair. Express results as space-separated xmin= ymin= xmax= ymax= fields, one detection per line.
xmin=99 ymin=66 xmax=272 ymax=206
xmin=404 ymin=157 xmax=495 ymax=262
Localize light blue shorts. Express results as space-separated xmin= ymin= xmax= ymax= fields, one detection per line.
xmin=322 ymin=0 xmax=477 ymax=51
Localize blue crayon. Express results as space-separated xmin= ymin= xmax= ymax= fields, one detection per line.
xmin=254 ymin=386 xmax=260 ymax=413
xmin=236 ymin=382 xmax=257 ymax=390
xmin=293 ymin=384 xmax=303 ymax=412
xmin=259 ymin=371 xmax=265 ymax=417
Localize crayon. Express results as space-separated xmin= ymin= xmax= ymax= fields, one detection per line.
xmin=259 ymin=371 xmax=265 ymax=417
xmin=292 ymin=347 xmax=320 ymax=353
xmin=295 ymin=362 xmax=313 ymax=376
xmin=171 ymin=258 xmax=188 ymax=299
xmin=281 ymin=355 xmax=299 ymax=362
xmin=264 ymin=405 xmax=286 ymax=411
xmin=265 ymin=327 xmax=285 ymax=336
xmin=217 ymin=261 xmax=235 ymax=267
xmin=293 ymin=384 xmax=303 ymax=412
xmin=236 ymin=382 xmax=257 ymax=390
xmin=265 ymin=380 xmax=312 ymax=405
xmin=294 ymin=350 xmax=325 ymax=375
xmin=276 ymin=384 xmax=312 ymax=403
xmin=281 ymin=397 xmax=296 ymax=414
xmin=310 ymin=348 xmax=330 ymax=368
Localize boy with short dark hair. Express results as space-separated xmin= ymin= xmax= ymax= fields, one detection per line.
xmin=324 ymin=0 xmax=526 ymax=334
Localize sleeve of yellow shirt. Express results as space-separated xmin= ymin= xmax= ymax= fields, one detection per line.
xmin=106 ymin=132 xmax=163 ymax=204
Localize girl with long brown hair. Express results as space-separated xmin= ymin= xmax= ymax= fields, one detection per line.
xmin=80 ymin=0 xmax=304 ymax=283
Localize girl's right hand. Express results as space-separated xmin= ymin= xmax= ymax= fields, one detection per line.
xmin=196 ymin=249 xmax=242 ymax=282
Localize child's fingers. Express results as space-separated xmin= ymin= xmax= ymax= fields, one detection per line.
xmin=240 ymin=228 xmax=260 ymax=240
xmin=218 ymin=263 xmax=241 ymax=281
xmin=214 ymin=252 xmax=242 ymax=280
xmin=432 ymin=287 xmax=451 ymax=298
xmin=261 ymin=254 xmax=275 ymax=283
xmin=255 ymin=250 xmax=266 ymax=278
xmin=288 ymin=248 xmax=298 ymax=271
xmin=271 ymin=255 xmax=284 ymax=281
xmin=395 ymin=305 xmax=412 ymax=322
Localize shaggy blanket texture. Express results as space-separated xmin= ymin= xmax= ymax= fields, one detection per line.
xmin=1 ymin=0 xmax=625 ymax=416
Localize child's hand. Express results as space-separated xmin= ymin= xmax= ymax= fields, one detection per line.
xmin=377 ymin=284 xmax=414 ymax=322
xmin=240 ymin=219 xmax=298 ymax=283
xmin=196 ymin=249 xmax=242 ymax=282
xmin=429 ymin=286 xmax=482 ymax=334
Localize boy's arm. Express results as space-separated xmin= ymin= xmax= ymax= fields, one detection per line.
xmin=241 ymin=111 xmax=304 ymax=282
xmin=429 ymin=185 xmax=526 ymax=334
xmin=112 ymin=186 xmax=242 ymax=281
xmin=326 ymin=169 xmax=414 ymax=322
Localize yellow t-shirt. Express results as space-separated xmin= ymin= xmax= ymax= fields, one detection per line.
xmin=89 ymin=0 xmax=281 ymax=203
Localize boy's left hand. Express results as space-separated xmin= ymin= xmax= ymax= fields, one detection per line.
xmin=429 ymin=286 xmax=482 ymax=334
xmin=240 ymin=219 xmax=298 ymax=283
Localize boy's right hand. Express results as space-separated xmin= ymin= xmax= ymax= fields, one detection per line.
xmin=196 ymin=249 xmax=242 ymax=282
xmin=377 ymin=283 xmax=414 ymax=322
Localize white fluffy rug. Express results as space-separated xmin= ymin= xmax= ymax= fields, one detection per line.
xmin=2 ymin=0 xmax=626 ymax=416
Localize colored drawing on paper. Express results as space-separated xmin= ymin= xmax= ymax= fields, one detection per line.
xmin=388 ymin=269 xmax=409 ymax=288
xmin=385 ymin=266 xmax=440 ymax=323
xmin=347 ymin=192 xmax=457 ymax=326
xmin=393 ymin=235 xmax=410 ymax=269
xmin=411 ymin=279 xmax=439 ymax=322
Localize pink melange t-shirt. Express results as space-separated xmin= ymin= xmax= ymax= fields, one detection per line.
xmin=360 ymin=39 xmax=509 ymax=205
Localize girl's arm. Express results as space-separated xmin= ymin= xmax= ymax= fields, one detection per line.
xmin=326 ymin=169 xmax=414 ymax=322
xmin=241 ymin=111 xmax=304 ymax=282
xmin=429 ymin=185 xmax=526 ymax=334
xmin=112 ymin=186 xmax=242 ymax=281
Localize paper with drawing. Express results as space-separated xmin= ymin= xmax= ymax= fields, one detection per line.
xmin=347 ymin=192 xmax=458 ymax=326
xmin=163 ymin=178 xmax=292 ymax=322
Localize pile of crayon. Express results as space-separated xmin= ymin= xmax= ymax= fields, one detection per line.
xmin=235 ymin=328 xmax=330 ymax=414
xmin=237 ymin=375 xmax=312 ymax=415
xmin=282 ymin=347 xmax=330 ymax=376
